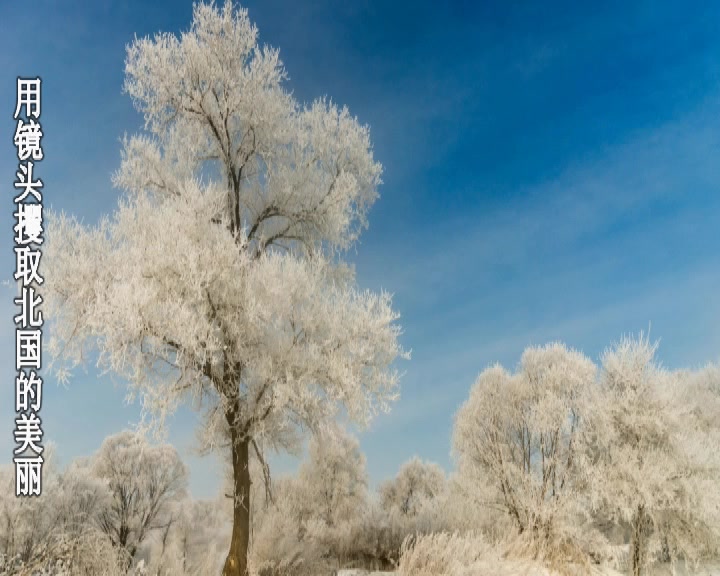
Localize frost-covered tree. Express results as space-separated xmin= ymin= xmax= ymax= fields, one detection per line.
xmin=297 ymin=426 xmax=368 ymax=528
xmin=379 ymin=457 xmax=445 ymax=517
xmin=91 ymin=431 xmax=188 ymax=563
xmin=249 ymin=474 xmax=327 ymax=575
xmin=676 ymin=363 xmax=720 ymax=437
xmin=0 ymin=444 xmax=61 ymax=564
xmin=140 ymin=497 xmax=230 ymax=576
xmin=590 ymin=335 xmax=720 ymax=576
xmin=248 ymin=428 xmax=369 ymax=572
xmin=53 ymin=458 xmax=112 ymax=539
xmin=453 ymin=343 xmax=597 ymax=545
xmin=43 ymin=2 xmax=406 ymax=574
xmin=0 ymin=464 xmax=26 ymax=561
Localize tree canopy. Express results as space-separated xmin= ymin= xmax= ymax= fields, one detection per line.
xmin=44 ymin=2 xmax=407 ymax=574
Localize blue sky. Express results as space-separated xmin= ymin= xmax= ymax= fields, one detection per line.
xmin=2 ymin=0 xmax=720 ymax=499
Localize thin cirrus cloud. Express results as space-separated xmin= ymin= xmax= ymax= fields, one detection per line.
xmin=358 ymin=92 xmax=720 ymax=330
xmin=351 ymin=95 xmax=720 ymax=483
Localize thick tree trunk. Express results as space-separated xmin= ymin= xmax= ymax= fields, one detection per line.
xmin=223 ymin=422 xmax=251 ymax=576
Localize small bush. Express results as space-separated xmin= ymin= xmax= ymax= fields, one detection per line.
xmin=397 ymin=531 xmax=554 ymax=576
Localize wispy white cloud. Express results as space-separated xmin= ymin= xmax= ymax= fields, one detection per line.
xmin=353 ymin=95 xmax=720 ymax=480
xmin=361 ymin=93 xmax=720 ymax=309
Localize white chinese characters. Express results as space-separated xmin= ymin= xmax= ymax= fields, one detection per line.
xmin=12 ymin=77 xmax=45 ymax=497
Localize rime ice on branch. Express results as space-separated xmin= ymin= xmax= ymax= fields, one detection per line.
xmin=43 ymin=2 xmax=407 ymax=575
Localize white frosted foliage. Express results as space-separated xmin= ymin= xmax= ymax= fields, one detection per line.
xmin=42 ymin=2 xmax=406 ymax=573
xmin=44 ymin=0 xmax=405 ymax=458
xmin=452 ymin=343 xmax=597 ymax=539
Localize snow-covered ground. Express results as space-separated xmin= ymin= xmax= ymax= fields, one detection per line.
xmin=337 ymin=571 xmax=396 ymax=576
xmin=336 ymin=563 xmax=720 ymax=576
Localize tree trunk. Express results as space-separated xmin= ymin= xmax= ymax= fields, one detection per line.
xmin=223 ymin=424 xmax=251 ymax=576
xmin=631 ymin=505 xmax=649 ymax=576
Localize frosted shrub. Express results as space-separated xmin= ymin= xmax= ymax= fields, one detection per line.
xmin=0 ymin=448 xmax=62 ymax=565
xmin=4 ymin=528 xmax=128 ymax=576
xmin=59 ymin=529 xmax=130 ymax=576
xmin=249 ymin=476 xmax=330 ymax=576
xmin=135 ymin=496 xmax=231 ymax=576
xmin=397 ymin=532 xmax=553 ymax=576
xmin=308 ymin=506 xmax=400 ymax=571
xmin=249 ymin=514 xmax=328 ymax=576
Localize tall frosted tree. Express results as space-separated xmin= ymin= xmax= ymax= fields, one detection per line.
xmin=590 ymin=336 xmax=720 ymax=576
xmin=43 ymin=2 xmax=406 ymax=574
